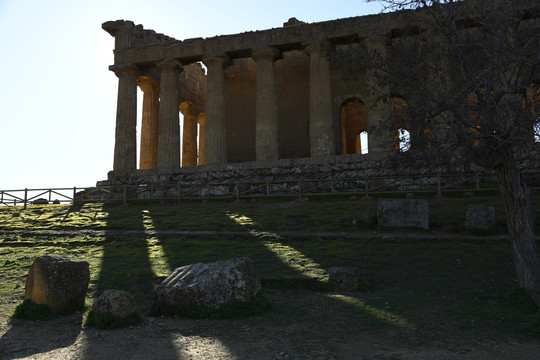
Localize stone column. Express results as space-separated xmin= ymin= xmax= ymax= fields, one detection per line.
xmin=198 ymin=113 xmax=206 ymax=165
xmin=156 ymin=59 xmax=182 ymax=168
xmin=202 ymin=55 xmax=229 ymax=165
xmin=180 ymin=101 xmax=199 ymax=167
xmin=252 ymin=47 xmax=280 ymax=161
xmin=110 ymin=64 xmax=139 ymax=171
xmin=305 ymin=42 xmax=335 ymax=157
xmin=364 ymin=36 xmax=393 ymax=154
xmin=138 ymin=75 xmax=159 ymax=169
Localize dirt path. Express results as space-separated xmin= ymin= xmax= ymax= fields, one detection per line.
xmin=1 ymin=290 xmax=539 ymax=360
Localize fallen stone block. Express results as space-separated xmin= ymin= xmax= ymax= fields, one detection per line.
xmin=153 ymin=257 xmax=261 ymax=310
xmin=465 ymin=204 xmax=496 ymax=230
xmin=25 ymin=255 xmax=89 ymax=313
xmin=32 ymin=198 xmax=49 ymax=205
xmin=328 ymin=267 xmax=361 ymax=292
xmin=377 ymin=199 xmax=429 ymax=229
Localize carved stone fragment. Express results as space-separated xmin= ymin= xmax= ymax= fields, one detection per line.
xmin=153 ymin=257 xmax=261 ymax=309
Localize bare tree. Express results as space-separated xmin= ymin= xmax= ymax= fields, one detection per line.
xmin=366 ymin=0 xmax=540 ymax=304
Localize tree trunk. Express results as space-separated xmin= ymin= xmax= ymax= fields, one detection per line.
xmin=494 ymin=151 xmax=540 ymax=307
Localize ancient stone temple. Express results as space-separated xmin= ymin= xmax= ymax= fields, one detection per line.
xmin=101 ymin=0 xmax=539 ymax=188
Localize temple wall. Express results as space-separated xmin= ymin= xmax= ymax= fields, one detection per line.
xmin=102 ymin=0 xmax=539 ymax=179
xmin=223 ymin=44 xmax=373 ymax=163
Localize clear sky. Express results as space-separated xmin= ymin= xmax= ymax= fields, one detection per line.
xmin=0 ymin=0 xmax=383 ymax=190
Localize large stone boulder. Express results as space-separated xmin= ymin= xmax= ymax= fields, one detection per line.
xmin=92 ymin=290 xmax=137 ymax=318
xmin=153 ymin=257 xmax=261 ymax=310
xmin=377 ymin=199 xmax=429 ymax=229
xmin=328 ymin=267 xmax=361 ymax=292
xmin=465 ymin=204 xmax=496 ymax=230
xmin=25 ymin=255 xmax=90 ymax=313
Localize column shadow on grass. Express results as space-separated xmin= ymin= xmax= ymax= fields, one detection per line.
xmin=140 ymin=202 xmax=411 ymax=358
xmin=81 ymin=203 xmax=179 ymax=359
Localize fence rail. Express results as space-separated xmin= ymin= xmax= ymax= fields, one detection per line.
xmin=1 ymin=171 xmax=539 ymax=208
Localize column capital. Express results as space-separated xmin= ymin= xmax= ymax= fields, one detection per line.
xmin=197 ymin=112 xmax=206 ymax=125
xmin=252 ymin=47 xmax=280 ymax=62
xmin=180 ymin=101 xmax=201 ymax=116
xmin=137 ymin=75 xmax=159 ymax=93
xmin=109 ymin=63 xmax=140 ymax=78
xmin=304 ymin=41 xmax=333 ymax=57
xmin=156 ymin=59 xmax=182 ymax=72
xmin=202 ymin=54 xmax=231 ymax=69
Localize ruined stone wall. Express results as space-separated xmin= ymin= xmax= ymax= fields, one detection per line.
xmin=179 ymin=63 xmax=206 ymax=112
xmin=224 ymin=43 xmax=374 ymax=163
xmin=225 ymin=51 xmax=312 ymax=163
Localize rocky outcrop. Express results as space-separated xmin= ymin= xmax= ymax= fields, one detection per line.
xmin=25 ymin=255 xmax=89 ymax=313
xmin=153 ymin=257 xmax=261 ymax=310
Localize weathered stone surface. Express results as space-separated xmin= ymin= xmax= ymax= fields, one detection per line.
xmin=328 ymin=267 xmax=361 ymax=292
xmin=377 ymin=199 xmax=429 ymax=229
xmin=32 ymin=198 xmax=48 ymax=205
xmin=92 ymin=290 xmax=137 ymax=318
xmin=153 ymin=257 xmax=261 ymax=309
xmin=25 ymin=255 xmax=89 ymax=313
xmin=466 ymin=204 xmax=496 ymax=230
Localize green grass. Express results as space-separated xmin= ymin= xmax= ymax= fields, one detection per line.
xmin=12 ymin=300 xmax=54 ymax=320
xmin=148 ymin=294 xmax=273 ymax=319
xmin=12 ymin=299 xmax=87 ymax=319
xmin=1 ymin=194 xmax=539 ymax=342
xmin=85 ymin=309 xmax=143 ymax=329
xmin=0 ymin=194 xmax=530 ymax=234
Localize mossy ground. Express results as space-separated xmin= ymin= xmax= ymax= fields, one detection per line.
xmin=0 ymin=193 xmax=539 ymax=340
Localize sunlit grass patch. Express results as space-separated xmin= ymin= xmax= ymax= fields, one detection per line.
xmin=145 ymin=236 xmax=172 ymax=277
xmin=226 ymin=213 xmax=257 ymax=227
xmin=261 ymin=240 xmax=327 ymax=279
xmin=329 ymin=294 xmax=413 ymax=329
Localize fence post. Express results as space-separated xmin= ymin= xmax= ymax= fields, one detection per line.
xmin=73 ymin=187 xmax=77 ymax=206
xmin=178 ymin=183 xmax=182 ymax=204
xmin=437 ymin=174 xmax=442 ymax=197
xmin=235 ymin=181 xmax=240 ymax=201
xmin=23 ymin=188 xmax=28 ymax=209
xmin=364 ymin=178 xmax=369 ymax=198
xmin=476 ymin=173 xmax=480 ymax=190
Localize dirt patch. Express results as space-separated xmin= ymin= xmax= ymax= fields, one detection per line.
xmin=1 ymin=290 xmax=539 ymax=360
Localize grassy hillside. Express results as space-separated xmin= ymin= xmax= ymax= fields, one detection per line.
xmin=1 ymin=194 xmax=539 ymax=342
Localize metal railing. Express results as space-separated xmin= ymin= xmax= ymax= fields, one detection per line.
xmin=2 ymin=171 xmax=538 ymax=207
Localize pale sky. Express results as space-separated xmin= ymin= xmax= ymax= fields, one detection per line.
xmin=0 ymin=0 xmax=383 ymax=190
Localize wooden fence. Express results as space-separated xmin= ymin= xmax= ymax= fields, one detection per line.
xmin=1 ymin=171 xmax=538 ymax=208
